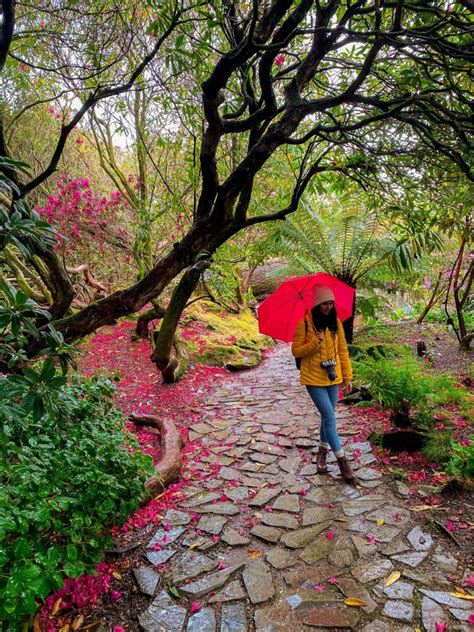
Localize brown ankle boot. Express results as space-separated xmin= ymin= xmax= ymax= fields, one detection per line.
xmin=337 ymin=455 xmax=355 ymax=483
xmin=316 ymin=445 xmax=328 ymax=474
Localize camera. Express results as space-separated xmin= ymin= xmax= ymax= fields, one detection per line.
xmin=321 ymin=359 xmax=337 ymax=381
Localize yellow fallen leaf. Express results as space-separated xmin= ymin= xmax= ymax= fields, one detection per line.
xmin=455 ymin=585 xmax=466 ymax=594
xmin=72 ymin=614 xmax=84 ymax=630
xmin=334 ymin=517 xmax=347 ymax=522
xmin=189 ymin=541 xmax=204 ymax=550
xmin=249 ymin=550 xmax=262 ymax=559
xmin=376 ymin=518 xmax=385 ymax=527
xmin=384 ymin=571 xmax=401 ymax=587
xmin=52 ymin=598 xmax=62 ymax=616
xmin=112 ymin=571 xmax=123 ymax=580
xmin=58 ymin=626 xmax=70 ymax=632
xmin=449 ymin=592 xmax=474 ymax=601
xmin=254 ymin=512 xmax=262 ymax=519
xmin=414 ymin=628 xmax=421 ymax=632
xmin=412 ymin=505 xmax=444 ymax=512
xmin=344 ymin=597 xmax=367 ymax=607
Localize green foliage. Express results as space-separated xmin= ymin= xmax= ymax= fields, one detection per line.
xmin=354 ymin=355 xmax=468 ymax=426
xmin=0 ymin=373 xmax=153 ymax=626
xmin=446 ymin=438 xmax=474 ymax=480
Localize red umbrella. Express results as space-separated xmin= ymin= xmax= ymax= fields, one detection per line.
xmin=257 ymin=272 xmax=355 ymax=342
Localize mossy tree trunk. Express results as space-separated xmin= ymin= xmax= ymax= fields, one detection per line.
xmin=135 ymin=301 xmax=166 ymax=339
xmin=150 ymin=259 xmax=210 ymax=383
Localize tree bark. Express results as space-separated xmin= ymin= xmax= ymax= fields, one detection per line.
xmin=150 ymin=259 xmax=210 ymax=382
xmin=135 ymin=302 xmax=166 ymax=339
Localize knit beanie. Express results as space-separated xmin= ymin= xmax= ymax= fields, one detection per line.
xmin=313 ymin=285 xmax=335 ymax=306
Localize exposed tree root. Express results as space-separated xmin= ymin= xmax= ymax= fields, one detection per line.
xmin=129 ymin=412 xmax=183 ymax=497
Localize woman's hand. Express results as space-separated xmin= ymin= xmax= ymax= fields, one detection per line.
xmin=342 ymin=381 xmax=352 ymax=395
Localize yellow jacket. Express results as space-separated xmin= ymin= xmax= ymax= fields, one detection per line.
xmin=291 ymin=311 xmax=353 ymax=386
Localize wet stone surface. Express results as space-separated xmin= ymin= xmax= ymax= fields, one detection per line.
xmin=129 ymin=347 xmax=472 ymax=631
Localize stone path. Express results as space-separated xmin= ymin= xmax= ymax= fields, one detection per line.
xmin=133 ymin=347 xmax=473 ymax=631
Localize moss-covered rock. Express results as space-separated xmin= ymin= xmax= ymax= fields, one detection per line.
xmin=349 ymin=342 xmax=411 ymax=362
xmin=180 ymin=302 xmax=273 ymax=368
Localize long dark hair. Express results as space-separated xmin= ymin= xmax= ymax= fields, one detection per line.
xmin=311 ymin=304 xmax=338 ymax=333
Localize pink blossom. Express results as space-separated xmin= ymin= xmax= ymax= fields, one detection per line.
xmin=164 ymin=522 xmax=171 ymax=532
xmin=327 ymin=577 xmax=338 ymax=585
xmin=368 ymin=536 xmax=376 ymax=544
xmin=111 ymin=591 xmax=121 ymax=601
xmin=190 ymin=601 xmax=201 ymax=614
xmin=468 ymin=613 xmax=474 ymax=624
xmin=218 ymin=562 xmax=227 ymax=570
xmin=274 ymin=55 xmax=285 ymax=66
xmin=466 ymin=574 xmax=474 ymax=587
xmin=435 ymin=622 xmax=447 ymax=632
xmin=298 ymin=487 xmax=307 ymax=496
xmin=325 ymin=531 xmax=335 ymax=540
xmin=113 ymin=627 xmax=125 ymax=632
xmin=313 ymin=584 xmax=324 ymax=592
xmin=445 ymin=520 xmax=457 ymax=532
xmin=211 ymin=535 xmax=220 ymax=543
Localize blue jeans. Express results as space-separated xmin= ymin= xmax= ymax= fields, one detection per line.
xmin=306 ymin=385 xmax=342 ymax=453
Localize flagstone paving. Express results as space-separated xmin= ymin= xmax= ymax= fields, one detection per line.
xmin=132 ymin=347 xmax=472 ymax=631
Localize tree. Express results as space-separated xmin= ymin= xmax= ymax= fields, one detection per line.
xmin=1 ymin=0 xmax=473 ymax=370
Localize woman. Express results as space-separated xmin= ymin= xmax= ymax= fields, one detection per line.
xmin=291 ymin=285 xmax=355 ymax=482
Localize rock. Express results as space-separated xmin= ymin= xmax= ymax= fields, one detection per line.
xmin=194 ymin=502 xmax=240 ymax=516
xmin=225 ymin=487 xmax=249 ymax=502
xmin=406 ymin=526 xmax=434 ymax=551
xmin=133 ymin=566 xmax=161 ymax=596
xmin=180 ymin=563 xmax=245 ymax=598
xmin=355 ymin=467 xmax=382 ymax=480
xmin=181 ymin=534 xmax=216 ymax=551
xmin=250 ymin=525 xmax=283 ymax=543
xmin=265 ymin=548 xmax=298 ymax=569
xmin=146 ymin=548 xmax=177 ymax=565
xmin=138 ymin=591 xmax=187 ymax=631
xmin=271 ymin=494 xmax=300 ymax=513
xmin=209 ymin=580 xmax=246 ymax=603
xmin=365 ymin=506 xmax=411 ymax=526
xmin=390 ymin=551 xmax=429 ymax=568
xmin=171 ymin=552 xmax=219 ymax=584
xmin=286 ymin=588 xmax=340 ymax=609
xmin=432 ymin=549 xmax=459 ymax=573
xmin=279 ymin=457 xmax=302 ymax=474
xmin=220 ymin=603 xmax=248 ymax=631
xmin=337 ymin=577 xmax=377 ymax=613
xmin=351 ymin=535 xmax=377 ymax=558
xmin=181 ymin=492 xmax=221 ymax=507
xmin=449 ymin=607 xmax=472 ymax=622
xmin=297 ymin=606 xmax=360 ymax=629
xmin=299 ymin=536 xmax=334 ymax=564
xmin=342 ymin=496 xmax=386 ymax=516
xmin=419 ymin=589 xmax=471 ymax=610
xmin=280 ymin=523 xmax=331 ymax=549
xmin=196 ymin=515 xmax=228 ymax=535
xmin=248 ymin=487 xmax=282 ymax=507
xmin=187 ymin=607 xmax=216 ymax=632
xmin=250 ymin=452 xmax=279 ymax=465
xmin=261 ymin=512 xmax=299 ymax=530
xmin=221 ymin=528 xmax=251 ymax=546
xmin=359 ymin=621 xmax=391 ymax=632
xmin=301 ymin=507 xmax=334 ymax=526
xmin=381 ymin=540 xmax=410 ymax=556
xmin=382 ymin=581 xmax=414 ymax=600
xmin=162 ymin=510 xmax=191 ymax=526
xmin=366 ymin=524 xmax=401 ymax=543
xmin=328 ymin=548 xmax=354 ymax=568
xmin=219 ymin=467 xmax=241 ymax=481
xmin=395 ymin=481 xmax=410 ymax=497
xmin=421 ymin=596 xmax=446 ymax=631
xmin=147 ymin=526 xmax=185 ymax=548
xmin=242 ymin=560 xmax=275 ymax=604
xmin=300 ymin=464 xmax=318 ymax=476
xmin=351 ymin=558 xmax=394 ymax=583
xmin=382 ymin=600 xmax=414 ymax=623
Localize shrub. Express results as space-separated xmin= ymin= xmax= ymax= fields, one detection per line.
xmin=354 ymin=355 xmax=468 ymax=427
xmin=446 ymin=438 xmax=474 ymax=480
xmin=0 ymin=373 xmax=153 ymax=627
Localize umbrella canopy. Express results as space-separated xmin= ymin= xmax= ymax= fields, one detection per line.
xmin=257 ymin=272 xmax=355 ymax=342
